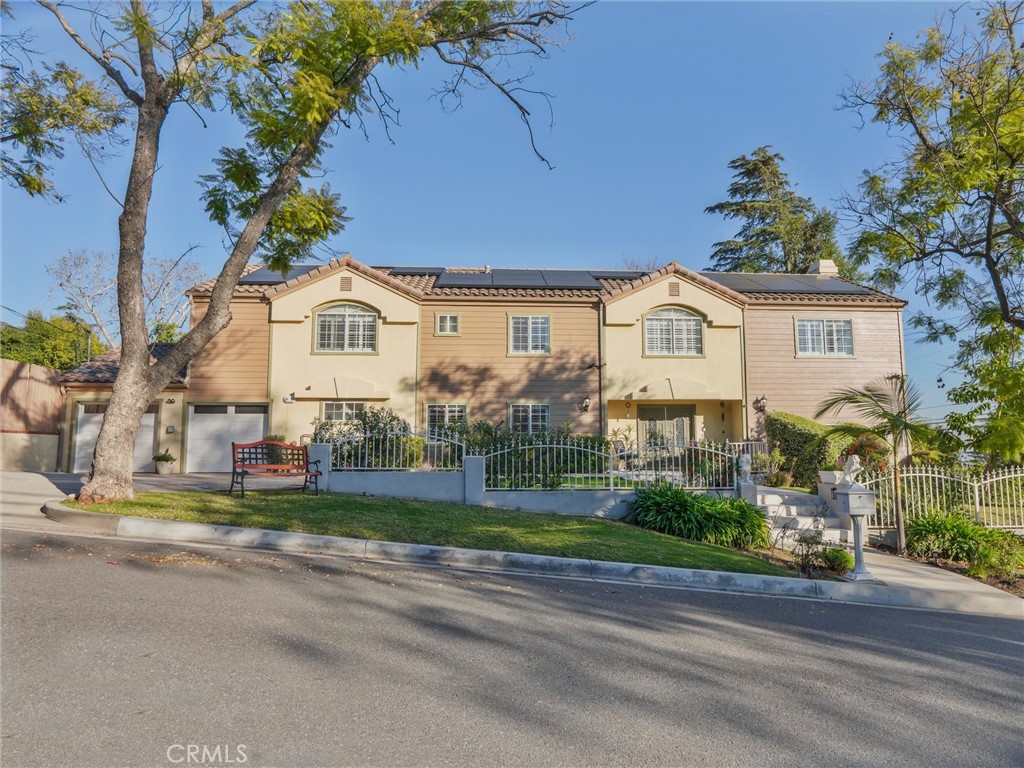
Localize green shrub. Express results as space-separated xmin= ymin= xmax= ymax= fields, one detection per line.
xmin=968 ymin=528 xmax=1024 ymax=580
xmin=626 ymin=485 xmax=770 ymax=550
xmin=764 ymin=412 xmax=850 ymax=487
xmin=906 ymin=512 xmax=981 ymax=561
xmin=819 ymin=547 xmax=855 ymax=575
xmin=906 ymin=513 xmax=1024 ymax=580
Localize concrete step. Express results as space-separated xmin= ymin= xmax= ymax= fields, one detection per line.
xmin=764 ymin=503 xmax=828 ymax=518
xmin=764 ymin=513 xmax=850 ymax=545
xmin=756 ymin=488 xmax=824 ymax=507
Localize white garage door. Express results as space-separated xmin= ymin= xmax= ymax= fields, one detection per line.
xmin=73 ymin=403 xmax=158 ymax=474
xmin=187 ymin=404 xmax=268 ymax=472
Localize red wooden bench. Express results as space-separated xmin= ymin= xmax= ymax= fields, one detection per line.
xmin=229 ymin=440 xmax=321 ymax=497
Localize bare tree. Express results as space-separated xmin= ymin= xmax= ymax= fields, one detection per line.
xmin=47 ymin=249 xmax=205 ymax=346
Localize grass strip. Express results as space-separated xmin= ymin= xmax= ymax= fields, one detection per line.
xmin=72 ymin=490 xmax=788 ymax=576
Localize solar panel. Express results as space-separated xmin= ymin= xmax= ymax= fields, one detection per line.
xmin=239 ymin=264 xmax=320 ymax=284
xmin=541 ymin=271 xmax=601 ymax=289
xmin=699 ymin=272 xmax=874 ymax=295
xmin=489 ymin=269 xmax=547 ymax=288
xmin=378 ymin=266 xmax=444 ymax=276
xmin=588 ymin=270 xmax=643 ymax=280
xmin=434 ymin=271 xmax=494 ymax=287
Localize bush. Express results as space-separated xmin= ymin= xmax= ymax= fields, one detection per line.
xmin=626 ymin=485 xmax=770 ymax=550
xmin=764 ymin=412 xmax=849 ymax=487
xmin=819 ymin=547 xmax=855 ymax=575
xmin=906 ymin=512 xmax=1024 ymax=580
xmin=765 ymin=470 xmax=793 ymax=488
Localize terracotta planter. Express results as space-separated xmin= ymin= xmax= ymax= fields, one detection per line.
xmin=155 ymin=461 xmax=175 ymax=475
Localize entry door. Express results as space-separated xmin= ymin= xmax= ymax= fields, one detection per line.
xmin=73 ymin=403 xmax=157 ymax=473
xmin=637 ymin=405 xmax=695 ymax=447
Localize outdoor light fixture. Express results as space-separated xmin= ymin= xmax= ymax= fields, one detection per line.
xmin=579 ymin=395 xmax=592 ymax=413
xmin=164 ymin=398 xmax=176 ymax=404
xmin=282 ymin=393 xmax=296 ymax=404
xmin=753 ymin=395 xmax=768 ymax=413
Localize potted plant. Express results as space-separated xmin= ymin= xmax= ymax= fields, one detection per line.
xmin=153 ymin=451 xmax=176 ymax=475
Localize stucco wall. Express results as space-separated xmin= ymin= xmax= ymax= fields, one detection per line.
xmin=267 ymin=266 xmax=421 ymax=439
xmin=603 ymin=275 xmax=744 ymax=403
xmin=0 ymin=434 xmax=59 ymax=472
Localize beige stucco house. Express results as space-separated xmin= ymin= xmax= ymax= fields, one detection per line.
xmin=59 ymin=256 xmax=906 ymax=473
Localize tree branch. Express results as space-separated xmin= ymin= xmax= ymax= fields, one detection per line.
xmin=35 ymin=0 xmax=143 ymax=106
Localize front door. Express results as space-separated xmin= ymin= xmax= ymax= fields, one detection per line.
xmin=637 ymin=405 xmax=695 ymax=447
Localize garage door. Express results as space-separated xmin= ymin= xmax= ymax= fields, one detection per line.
xmin=187 ymin=404 xmax=268 ymax=472
xmin=73 ymin=403 xmax=158 ymax=474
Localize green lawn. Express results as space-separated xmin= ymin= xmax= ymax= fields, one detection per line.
xmin=72 ymin=490 xmax=789 ymax=576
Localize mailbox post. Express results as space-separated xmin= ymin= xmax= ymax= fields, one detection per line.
xmin=834 ymin=484 xmax=876 ymax=581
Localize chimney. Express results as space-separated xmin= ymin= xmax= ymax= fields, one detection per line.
xmin=808 ymin=259 xmax=839 ymax=276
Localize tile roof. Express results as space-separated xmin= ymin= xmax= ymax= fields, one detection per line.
xmin=61 ymin=344 xmax=187 ymax=384
xmin=187 ymin=264 xmax=266 ymax=296
xmin=186 ymin=259 xmax=903 ymax=306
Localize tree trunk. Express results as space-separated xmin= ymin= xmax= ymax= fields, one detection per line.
xmin=78 ymin=370 xmax=157 ymax=503
xmin=78 ymin=76 xmax=168 ymax=501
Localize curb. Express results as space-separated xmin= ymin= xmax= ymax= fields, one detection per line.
xmin=41 ymin=501 xmax=1022 ymax=617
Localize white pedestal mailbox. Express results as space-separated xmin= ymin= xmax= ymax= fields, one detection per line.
xmin=834 ymin=484 xmax=876 ymax=581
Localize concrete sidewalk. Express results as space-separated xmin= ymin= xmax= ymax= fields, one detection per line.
xmin=5 ymin=471 xmax=1022 ymax=617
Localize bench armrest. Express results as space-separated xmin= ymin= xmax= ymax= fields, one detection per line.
xmin=307 ymin=458 xmax=321 ymax=471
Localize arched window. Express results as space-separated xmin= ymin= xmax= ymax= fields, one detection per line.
xmin=644 ymin=308 xmax=703 ymax=356
xmin=315 ymin=304 xmax=377 ymax=352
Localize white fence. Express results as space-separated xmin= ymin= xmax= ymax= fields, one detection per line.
xmin=483 ymin=437 xmax=737 ymax=492
xmin=328 ymin=431 xmax=742 ymax=492
xmin=329 ymin=430 xmax=464 ymax=471
xmin=860 ymin=466 xmax=1024 ymax=529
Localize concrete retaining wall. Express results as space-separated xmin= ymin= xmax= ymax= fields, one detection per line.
xmin=325 ymin=470 xmax=467 ymax=503
xmin=482 ymin=490 xmax=634 ymax=519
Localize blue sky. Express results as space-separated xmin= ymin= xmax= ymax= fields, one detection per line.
xmin=1 ymin=1 xmax=959 ymax=417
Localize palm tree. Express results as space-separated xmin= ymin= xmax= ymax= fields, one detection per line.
xmin=815 ymin=374 xmax=934 ymax=554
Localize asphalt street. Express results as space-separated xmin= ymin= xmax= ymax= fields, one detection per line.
xmin=2 ymin=528 xmax=1022 ymax=768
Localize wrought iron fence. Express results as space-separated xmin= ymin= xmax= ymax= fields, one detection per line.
xmin=326 ymin=429 xmax=742 ymax=491
xmin=329 ymin=430 xmax=464 ymax=471
xmin=860 ymin=466 xmax=1024 ymax=529
xmin=483 ymin=437 xmax=736 ymax=491
xmin=728 ymin=440 xmax=769 ymax=457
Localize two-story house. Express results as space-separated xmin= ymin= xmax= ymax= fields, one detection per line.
xmin=58 ymin=255 xmax=906 ymax=473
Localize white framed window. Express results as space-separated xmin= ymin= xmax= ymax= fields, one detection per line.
xmin=510 ymin=404 xmax=549 ymax=433
xmin=796 ymin=319 xmax=853 ymax=356
xmin=509 ymin=315 xmax=550 ymax=355
xmin=426 ymin=404 xmax=467 ymax=434
xmin=644 ymin=308 xmax=703 ymax=356
xmin=315 ymin=304 xmax=377 ymax=352
xmin=435 ymin=314 xmax=460 ymax=335
xmin=322 ymin=401 xmax=365 ymax=422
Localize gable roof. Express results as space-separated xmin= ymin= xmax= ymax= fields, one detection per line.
xmin=60 ymin=344 xmax=187 ymax=385
xmin=261 ymin=256 xmax=424 ymax=301
xmin=602 ymin=262 xmax=749 ymax=306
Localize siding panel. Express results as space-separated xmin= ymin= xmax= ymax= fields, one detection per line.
xmin=744 ymin=308 xmax=905 ymax=435
xmin=419 ymin=301 xmax=601 ymax=433
xmin=188 ymin=298 xmax=270 ymax=400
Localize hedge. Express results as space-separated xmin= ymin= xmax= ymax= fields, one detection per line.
xmin=764 ymin=411 xmax=850 ymax=487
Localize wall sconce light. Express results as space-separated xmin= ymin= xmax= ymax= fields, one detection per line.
xmin=578 ymin=395 xmax=592 ymax=413
xmin=624 ymin=400 xmax=632 ymax=413
xmin=753 ymin=395 xmax=768 ymax=413
xmin=282 ymin=393 xmax=296 ymax=404
xmin=164 ymin=398 xmax=176 ymax=404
